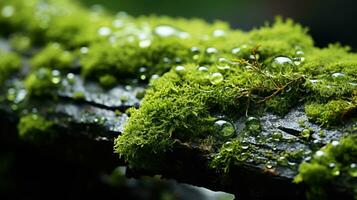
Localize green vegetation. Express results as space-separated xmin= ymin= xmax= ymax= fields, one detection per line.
xmin=0 ymin=0 xmax=356 ymax=199
xmin=0 ymin=50 xmax=21 ymax=83
xmin=294 ymin=134 xmax=357 ymax=200
xmin=17 ymin=114 xmax=55 ymax=142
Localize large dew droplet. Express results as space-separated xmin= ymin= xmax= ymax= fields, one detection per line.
xmin=209 ymin=72 xmax=223 ymax=84
xmin=214 ymin=119 xmax=235 ymax=137
xmin=154 ymin=25 xmax=177 ymax=37
xmin=2 ymin=5 xmax=14 ymax=17
xmin=270 ymin=56 xmax=296 ymax=73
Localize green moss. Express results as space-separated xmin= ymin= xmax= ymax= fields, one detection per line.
xmin=24 ymin=68 xmax=58 ymax=97
xmin=305 ymin=100 xmax=355 ymax=126
xmin=0 ymin=50 xmax=21 ymax=83
xmin=17 ymin=114 xmax=54 ymax=142
xmin=9 ymin=34 xmax=31 ymax=53
xmin=99 ymin=74 xmax=117 ymax=88
xmin=73 ymin=91 xmax=85 ymax=100
xmin=30 ymin=43 xmax=74 ymax=70
xmin=294 ymin=135 xmax=357 ymax=199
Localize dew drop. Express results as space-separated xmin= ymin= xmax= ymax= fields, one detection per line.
xmin=209 ymin=72 xmax=223 ymax=85
xmin=206 ymin=47 xmax=218 ymax=54
xmin=154 ymin=25 xmax=177 ymax=37
xmin=97 ymin=26 xmax=111 ymax=36
xmin=349 ymin=163 xmax=357 ymax=177
xmin=272 ymin=132 xmax=283 ymax=141
xmin=2 ymin=5 xmax=14 ymax=17
xmin=214 ymin=119 xmax=235 ymax=137
xmin=175 ymin=65 xmax=185 ymax=72
xmin=231 ymin=47 xmax=241 ymax=54
xmin=331 ymin=140 xmax=339 ymax=146
xmin=150 ymin=74 xmax=160 ymax=80
xmin=213 ymin=29 xmax=226 ymax=37
xmin=315 ymin=150 xmax=324 ymax=157
xmin=198 ymin=66 xmax=208 ymax=72
xmin=139 ymin=39 xmax=151 ymax=48
xmin=270 ymin=56 xmax=295 ymax=73
xmin=80 ymin=47 xmax=89 ymax=54
xmin=331 ymin=72 xmax=345 ymax=78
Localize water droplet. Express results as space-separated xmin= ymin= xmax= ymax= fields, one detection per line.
xmin=245 ymin=117 xmax=261 ymax=135
xmin=67 ymin=73 xmax=75 ymax=80
xmin=272 ymin=132 xmax=283 ymax=141
xmin=163 ymin=57 xmax=171 ymax=64
xmin=51 ymin=77 xmax=61 ymax=84
xmin=150 ymin=74 xmax=160 ymax=80
xmin=213 ymin=29 xmax=226 ymax=37
xmin=198 ymin=66 xmax=209 ymax=72
xmin=332 ymin=72 xmax=345 ymax=78
xmin=154 ymin=25 xmax=177 ymax=37
xmin=191 ymin=47 xmax=200 ymax=53
xmin=97 ymin=27 xmax=111 ymax=36
xmin=296 ymin=50 xmax=304 ymax=56
xmin=349 ymin=163 xmax=357 ymax=177
xmin=80 ymin=47 xmax=89 ymax=54
xmin=175 ymin=57 xmax=182 ymax=63
xmin=139 ymin=39 xmax=151 ymax=48
xmin=328 ymin=163 xmax=336 ymax=168
xmin=209 ymin=72 xmax=223 ymax=84
xmin=331 ymin=140 xmax=339 ymax=146
xmin=231 ymin=47 xmax=241 ymax=54
xmin=177 ymin=32 xmax=190 ymax=39
xmin=300 ymin=129 xmax=311 ymax=139
xmin=270 ymin=56 xmax=295 ymax=73
xmin=140 ymin=75 xmax=146 ymax=80
xmin=315 ymin=150 xmax=324 ymax=157
xmin=206 ymin=47 xmax=218 ymax=54
xmin=175 ymin=65 xmax=185 ymax=72
xmin=266 ymin=162 xmax=273 ymax=169
xmin=2 ymin=5 xmax=14 ymax=17
xmin=214 ymin=119 xmax=235 ymax=137
xmin=112 ymin=19 xmax=124 ymax=28
xmin=52 ymin=70 xmax=60 ymax=77
xmin=217 ymin=58 xmax=231 ymax=71
xmin=241 ymin=145 xmax=249 ymax=150
xmin=309 ymin=79 xmax=319 ymax=84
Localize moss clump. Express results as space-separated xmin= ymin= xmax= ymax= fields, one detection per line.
xmin=17 ymin=114 xmax=54 ymax=142
xmin=0 ymin=50 xmax=21 ymax=83
xmin=24 ymin=68 xmax=58 ymax=97
xmin=9 ymin=34 xmax=31 ymax=53
xmin=294 ymin=134 xmax=357 ymax=199
xmin=99 ymin=74 xmax=117 ymax=88
xmin=305 ymin=100 xmax=355 ymax=126
xmin=30 ymin=43 xmax=74 ymax=70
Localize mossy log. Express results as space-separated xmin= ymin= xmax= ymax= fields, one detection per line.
xmin=0 ymin=0 xmax=356 ymax=199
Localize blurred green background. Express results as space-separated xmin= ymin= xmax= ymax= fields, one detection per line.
xmin=76 ymin=0 xmax=357 ymax=50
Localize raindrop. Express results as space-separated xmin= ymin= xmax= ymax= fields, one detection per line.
xmin=97 ymin=27 xmax=111 ymax=36
xmin=349 ymin=163 xmax=357 ymax=177
xmin=214 ymin=119 xmax=235 ymax=137
xmin=217 ymin=58 xmax=231 ymax=71
xmin=328 ymin=163 xmax=336 ymax=168
xmin=175 ymin=65 xmax=185 ymax=72
xmin=80 ymin=47 xmax=89 ymax=54
xmin=331 ymin=140 xmax=339 ymax=146
xmin=112 ymin=19 xmax=124 ymax=28
xmin=272 ymin=132 xmax=283 ymax=141
xmin=270 ymin=56 xmax=296 ymax=73
xmin=150 ymin=74 xmax=160 ymax=80
xmin=231 ymin=47 xmax=241 ymax=54
xmin=198 ymin=66 xmax=209 ymax=72
xmin=191 ymin=47 xmax=200 ymax=53
xmin=309 ymin=79 xmax=319 ymax=84
xmin=154 ymin=25 xmax=177 ymax=37
xmin=209 ymin=72 xmax=223 ymax=85
xmin=315 ymin=150 xmax=324 ymax=157
xmin=206 ymin=47 xmax=218 ymax=54
xmin=331 ymin=72 xmax=345 ymax=78
xmin=265 ymin=161 xmax=273 ymax=169
xmin=139 ymin=39 xmax=151 ymax=48
xmin=213 ymin=29 xmax=226 ymax=37
xmin=1 ymin=5 xmax=14 ymax=17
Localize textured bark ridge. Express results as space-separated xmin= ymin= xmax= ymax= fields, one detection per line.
xmin=0 ymin=0 xmax=356 ymax=199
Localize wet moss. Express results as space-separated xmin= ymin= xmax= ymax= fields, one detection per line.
xmin=17 ymin=114 xmax=54 ymax=142
xmin=24 ymin=68 xmax=58 ymax=97
xmin=30 ymin=43 xmax=74 ymax=70
xmin=294 ymin=134 xmax=357 ymax=199
xmin=0 ymin=50 xmax=21 ymax=84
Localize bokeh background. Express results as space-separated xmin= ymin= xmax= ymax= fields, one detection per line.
xmin=77 ymin=0 xmax=357 ymax=51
